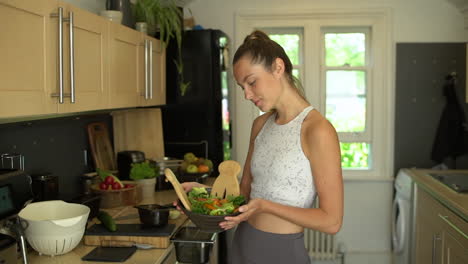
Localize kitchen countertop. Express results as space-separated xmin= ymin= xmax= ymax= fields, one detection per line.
xmin=26 ymin=188 xmax=188 ymax=264
xmin=406 ymin=169 xmax=468 ymax=221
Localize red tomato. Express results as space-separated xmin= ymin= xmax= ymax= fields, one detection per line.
xmin=104 ymin=176 xmax=114 ymax=185
xmin=112 ymin=182 xmax=122 ymax=190
xmin=99 ymin=182 xmax=108 ymax=190
xmin=124 ymin=184 xmax=134 ymax=189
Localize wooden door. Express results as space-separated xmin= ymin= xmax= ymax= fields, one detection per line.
xmin=443 ymin=231 xmax=468 ymax=264
xmin=414 ymin=187 xmax=444 ymax=264
xmin=0 ymin=0 xmax=58 ymax=118
xmin=108 ymin=23 xmax=140 ymax=109
xmin=58 ymin=2 xmax=108 ymax=113
xmin=140 ymin=36 xmax=166 ymax=107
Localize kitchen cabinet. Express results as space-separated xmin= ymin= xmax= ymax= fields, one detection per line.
xmin=0 ymin=0 xmax=165 ymax=119
xmin=108 ymin=24 xmax=166 ymax=109
xmin=0 ymin=0 xmax=108 ymax=118
xmin=0 ymin=0 xmax=57 ymax=118
xmin=414 ymin=185 xmax=468 ymax=264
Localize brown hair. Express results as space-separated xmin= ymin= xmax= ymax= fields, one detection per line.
xmin=233 ymin=30 xmax=306 ymax=100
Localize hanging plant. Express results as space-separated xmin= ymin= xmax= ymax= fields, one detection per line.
xmin=131 ymin=0 xmax=190 ymax=95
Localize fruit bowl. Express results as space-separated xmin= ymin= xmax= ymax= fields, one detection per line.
xmin=91 ymin=180 xmax=139 ymax=208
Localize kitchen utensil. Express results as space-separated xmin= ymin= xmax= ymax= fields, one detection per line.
xmin=155 ymin=157 xmax=183 ymax=190
xmin=81 ymin=246 xmax=137 ymax=262
xmin=87 ymin=122 xmax=116 ymax=171
xmin=0 ymin=170 xmax=33 ymax=217
xmin=99 ymin=10 xmax=123 ymax=24
xmin=134 ymin=204 xmax=170 ymax=227
xmin=0 ymin=233 xmax=17 ymax=264
xmin=18 ymin=200 xmax=90 ymax=256
xmin=112 ymin=108 xmax=165 ymax=162
xmin=84 ymin=223 xmax=175 ymax=248
xmin=30 ymin=172 xmax=59 ymax=201
xmin=170 ymin=226 xmax=217 ymax=263
xmin=90 ymin=180 xmax=139 ymax=209
xmin=117 ymin=151 xmax=146 ymax=180
xmin=211 ymin=160 xmax=241 ymax=198
xmin=164 ymin=168 xmax=191 ymax=211
xmin=0 ymin=153 xmax=24 ymax=170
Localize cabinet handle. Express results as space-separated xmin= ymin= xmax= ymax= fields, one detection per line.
xmin=50 ymin=8 xmax=74 ymax=104
xmin=68 ymin=11 xmax=75 ymax=103
xmin=431 ymin=233 xmax=441 ymax=264
xmin=144 ymin=39 xmax=149 ymax=100
xmin=438 ymin=213 xmax=468 ymax=239
xmin=51 ymin=7 xmax=64 ymax=104
xmin=149 ymin=39 xmax=153 ymax=99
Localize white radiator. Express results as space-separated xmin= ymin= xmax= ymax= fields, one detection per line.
xmin=305 ymin=200 xmax=342 ymax=262
xmin=305 ymin=228 xmax=338 ymax=260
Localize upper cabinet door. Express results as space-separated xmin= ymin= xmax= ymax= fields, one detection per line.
xmin=139 ymin=36 xmax=166 ymax=107
xmin=0 ymin=0 xmax=58 ymax=118
xmin=108 ymin=23 xmax=140 ymax=109
xmin=57 ymin=2 xmax=108 ymax=113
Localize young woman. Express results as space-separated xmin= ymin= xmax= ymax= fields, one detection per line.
xmin=180 ymin=30 xmax=343 ymax=264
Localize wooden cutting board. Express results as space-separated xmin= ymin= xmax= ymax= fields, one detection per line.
xmin=111 ymin=108 xmax=165 ymax=160
xmin=87 ymin=122 xmax=116 ymax=170
xmin=83 ymin=224 xmax=175 ymax=248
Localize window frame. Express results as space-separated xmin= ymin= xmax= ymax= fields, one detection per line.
xmin=321 ymin=27 xmax=372 ymax=170
xmin=234 ymin=8 xmax=394 ymax=180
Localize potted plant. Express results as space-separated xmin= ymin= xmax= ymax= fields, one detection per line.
xmin=131 ymin=0 xmax=190 ymax=95
xmin=129 ymin=160 xmax=159 ymax=199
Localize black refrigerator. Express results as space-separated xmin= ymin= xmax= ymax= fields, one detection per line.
xmin=162 ymin=29 xmax=232 ymax=174
xmin=162 ymin=28 xmax=233 ymax=264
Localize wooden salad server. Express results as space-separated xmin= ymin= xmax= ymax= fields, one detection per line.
xmin=164 ymin=168 xmax=191 ymax=211
xmin=211 ymin=160 xmax=241 ymax=198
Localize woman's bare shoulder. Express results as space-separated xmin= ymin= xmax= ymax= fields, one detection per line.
xmin=302 ymin=110 xmax=338 ymax=140
xmin=252 ymin=111 xmax=274 ymax=132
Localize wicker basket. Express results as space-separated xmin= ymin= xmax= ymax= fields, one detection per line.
xmin=91 ymin=181 xmax=140 ymax=208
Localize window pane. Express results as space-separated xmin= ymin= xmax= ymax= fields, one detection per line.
xmin=341 ymin=142 xmax=370 ymax=169
xmin=269 ymin=34 xmax=300 ymax=65
xmin=326 ymin=70 xmax=366 ymax=132
xmin=325 ymin=33 xmax=365 ymax=67
xmin=292 ymin=69 xmax=299 ymax=79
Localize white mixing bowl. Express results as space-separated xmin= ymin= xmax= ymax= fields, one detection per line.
xmin=18 ymin=200 xmax=90 ymax=256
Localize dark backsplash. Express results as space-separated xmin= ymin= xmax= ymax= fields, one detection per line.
xmin=394 ymin=43 xmax=468 ymax=174
xmin=0 ymin=113 xmax=113 ymax=200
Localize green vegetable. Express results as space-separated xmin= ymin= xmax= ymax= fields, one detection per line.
xmin=186 ymin=187 xmax=245 ymax=216
xmin=228 ymin=195 xmax=246 ymax=207
xmin=129 ymin=161 xmax=159 ymax=180
xmin=188 ymin=187 xmax=209 ymax=199
xmin=97 ymin=211 xmax=117 ymax=232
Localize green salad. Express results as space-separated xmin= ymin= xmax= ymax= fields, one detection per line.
xmin=188 ymin=187 xmax=246 ymax=216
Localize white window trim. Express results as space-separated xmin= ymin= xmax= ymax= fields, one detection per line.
xmin=233 ymin=8 xmax=394 ymax=180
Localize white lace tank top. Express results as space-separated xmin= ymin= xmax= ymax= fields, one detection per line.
xmin=250 ymin=106 xmax=316 ymax=208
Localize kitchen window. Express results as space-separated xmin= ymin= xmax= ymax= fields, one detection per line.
xmin=235 ymin=8 xmax=393 ymax=179
xmin=322 ymin=28 xmax=371 ymax=170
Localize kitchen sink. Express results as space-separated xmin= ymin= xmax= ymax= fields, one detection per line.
xmin=428 ymin=172 xmax=468 ymax=193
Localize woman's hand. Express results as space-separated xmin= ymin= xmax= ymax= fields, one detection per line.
xmin=219 ymin=198 xmax=264 ymax=230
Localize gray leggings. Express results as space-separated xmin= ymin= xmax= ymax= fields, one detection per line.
xmin=229 ymin=221 xmax=311 ymax=264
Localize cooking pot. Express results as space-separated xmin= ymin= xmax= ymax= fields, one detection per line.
xmin=135 ymin=204 xmax=170 ymax=227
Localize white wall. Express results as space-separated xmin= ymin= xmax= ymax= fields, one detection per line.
xmin=62 ymin=0 xmax=106 ymax=14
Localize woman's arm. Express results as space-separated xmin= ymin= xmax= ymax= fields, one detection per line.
xmin=224 ymin=115 xmax=343 ymax=234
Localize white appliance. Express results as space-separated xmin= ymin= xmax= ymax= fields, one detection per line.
xmin=392 ymin=169 xmax=415 ymax=264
